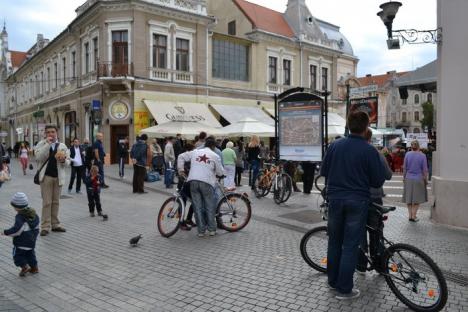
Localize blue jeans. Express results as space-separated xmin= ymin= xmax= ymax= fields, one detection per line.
xmin=13 ymin=247 xmax=37 ymax=268
xmin=250 ymin=159 xmax=260 ymax=187
xmin=190 ymin=181 xmax=217 ymax=234
xmin=327 ymin=199 xmax=369 ymax=294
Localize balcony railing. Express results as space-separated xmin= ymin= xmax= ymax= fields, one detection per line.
xmin=150 ymin=67 xmax=193 ymax=83
xmin=266 ymin=83 xmax=294 ymax=94
xmin=81 ymin=71 xmax=97 ymax=85
xmin=98 ymin=62 xmax=134 ymax=78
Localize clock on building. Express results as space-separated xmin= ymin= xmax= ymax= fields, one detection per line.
xmin=110 ymin=101 xmax=129 ymax=120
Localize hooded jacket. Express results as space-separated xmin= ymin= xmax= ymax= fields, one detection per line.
xmin=3 ymin=208 xmax=40 ymax=249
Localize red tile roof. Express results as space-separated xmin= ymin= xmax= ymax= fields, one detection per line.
xmin=10 ymin=50 xmax=28 ymax=68
xmin=233 ymin=0 xmax=295 ymax=38
xmin=356 ymin=72 xmax=408 ymax=88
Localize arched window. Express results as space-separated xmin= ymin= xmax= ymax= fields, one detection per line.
xmin=414 ymin=94 xmax=420 ymax=104
xmin=401 ymin=111 xmax=407 ymax=122
xmin=64 ymin=111 xmax=77 ymax=147
xmin=427 ymin=93 xmax=432 ymax=102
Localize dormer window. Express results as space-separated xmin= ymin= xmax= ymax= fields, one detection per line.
xmin=228 ymin=21 xmax=236 ymax=36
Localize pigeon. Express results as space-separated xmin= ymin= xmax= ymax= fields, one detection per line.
xmin=129 ymin=234 xmax=142 ymax=246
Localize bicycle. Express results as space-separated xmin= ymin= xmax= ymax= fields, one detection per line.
xmin=300 ymin=176 xmax=448 ymax=312
xmin=157 ymin=177 xmax=252 ymax=238
xmin=253 ymin=162 xmax=292 ymax=204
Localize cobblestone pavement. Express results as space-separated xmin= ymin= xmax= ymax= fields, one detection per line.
xmin=0 ymin=162 xmax=467 ymax=311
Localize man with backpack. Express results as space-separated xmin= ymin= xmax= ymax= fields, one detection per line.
xmin=130 ymin=134 xmax=151 ymax=194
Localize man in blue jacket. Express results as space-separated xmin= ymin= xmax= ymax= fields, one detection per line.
xmin=320 ymin=111 xmax=386 ymax=300
xmin=130 ymin=134 xmax=150 ymax=194
xmin=1 ymin=192 xmax=40 ymax=277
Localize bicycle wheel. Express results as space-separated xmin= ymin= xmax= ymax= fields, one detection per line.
xmin=216 ymin=193 xmax=251 ymax=232
xmin=253 ymin=172 xmax=270 ymax=198
xmin=273 ymin=175 xmax=283 ymax=205
xmin=314 ymin=175 xmax=326 ymax=196
xmin=280 ymin=173 xmax=292 ymax=203
xmin=300 ymin=226 xmax=328 ymax=273
xmin=383 ymin=243 xmax=448 ymax=312
xmin=157 ymin=196 xmax=183 ymax=238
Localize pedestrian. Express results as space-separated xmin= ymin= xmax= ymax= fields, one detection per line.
xmin=222 ymin=141 xmax=237 ymax=190
xmin=187 ymin=137 xmax=224 ymax=237
xmin=320 ymin=111 xmax=386 ymax=300
xmin=68 ymin=138 xmax=85 ymax=194
xmin=195 ymin=131 xmax=207 ymax=149
xmin=233 ymin=140 xmax=245 ymax=187
xmin=301 ymin=161 xmax=316 ymax=194
xmin=259 ymin=141 xmax=270 ymax=167
xmin=247 ymin=135 xmax=261 ymax=189
xmin=0 ymin=142 xmax=6 ymax=159
xmin=7 ymin=145 xmax=13 ymax=159
xmin=0 ymin=158 xmax=11 ymax=188
xmin=176 ymin=143 xmax=196 ymax=230
xmin=164 ymin=137 xmax=176 ymax=189
xmin=34 ymin=124 xmax=70 ymax=237
xmin=402 ymin=140 xmax=428 ymax=222
xmin=93 ymin=132 xmax=109 ymax=188
xmin=82 ymin=138 xmax=92 ymax=174
xmin=130 ymin=134 xmax=151 ymax=194
xmin=18 ymin=142 xmax=30 ymax=175
xmin=285 ymin=161 xmax=301 ymax=192
xmin=117 ymin=137 xmax=129 ymax=179
xmin=84 ymin=165 xmax=105 ymax=217
xmin=357 ymin=128 xmax=393 ymax=273
xmin=149 ymin=138 xmax=164 ymax=174
xmin=174 ymin=133 xmax=184 ymax=161
xmin=1 ymin=192 xmax=40 ymax=277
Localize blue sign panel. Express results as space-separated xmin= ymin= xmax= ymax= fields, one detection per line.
xmin=92 ymin=100 xmax=101 ymax=110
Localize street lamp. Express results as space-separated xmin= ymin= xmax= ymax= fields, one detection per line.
xmin=377 ymin=1 xmax=442 ymax=50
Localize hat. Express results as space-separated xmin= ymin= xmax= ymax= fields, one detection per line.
xmin=11 ymin=192 xmax=29 ymax=209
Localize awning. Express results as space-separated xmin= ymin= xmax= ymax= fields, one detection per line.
xmin=209 ymin=104 xmax=274 ymax=127
xmin=143 ymin=100 xmax=221 ymax=127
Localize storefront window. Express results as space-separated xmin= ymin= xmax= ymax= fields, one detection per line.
xmin=64 ymin=111 xmax=76 ymax=147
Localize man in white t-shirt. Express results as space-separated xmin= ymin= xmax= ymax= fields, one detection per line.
xmin=187 ymin=137 xmax=224 ymax=237
xmin=68 ymin=138 xmax=85 ymax=194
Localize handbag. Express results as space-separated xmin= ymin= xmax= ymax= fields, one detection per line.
xmin=34 ymin=160 xmax=49 ymax=185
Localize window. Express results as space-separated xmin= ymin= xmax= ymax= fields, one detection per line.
xmin=268 ymin=56 xmax=277 ymax=84
xmin=391 ymin=112 xmax=396 ymax=122
xmin=112 ymin=30 xmax=129 ymax=64
xmin=414 ymin=94 xmax=419 ymax=104
xmin=29 ymin=78 xmax=33 ymax=99
xmin=176 ymin=38 xmax=189 ymax=72
xmin=35 ymin=74 xmax=39 ymax=97
xmin=321 ymin=67 xmax=328 ymax=91
xmin=152 ymin=34 xmax=167 ymax=68
xmin=212 ymin=38 xmax=249 ymax=81
xmin=402 ymin=98 xmax=407 ymax=105
xmin=228 ymin=21 xmax=236 ymax=36
xmin=283 ymin=59 xmax=291 ymax=86
xmin=46 ymin=67 xmax=50 ymax=92
xmin=54 ymin=63 xmax=58 ymax=89
xmin=84 ymin=42 xmax=90 ymax=74
xmin=64 ymin=111 xmax=76 ymax=148
xmin=414 ymin=111 xmax=420 ymax=121
xmin=402 ymin=112 xmax=407 ymax=122
xmin=427 ymin=93 xmax=432 ymax=102
xmin=71 ymin=51 xmax=76 ymax=78
xmin=93 ymin=37 xmax=98 ymax=70
xmin=62 ymin=57 xmax=66 ymax=84
xmin=310 ymin=65 xmax=317 ymax=90
xmin=40 ymin=72 xmax=44 ymax=95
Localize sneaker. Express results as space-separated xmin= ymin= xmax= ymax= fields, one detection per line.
xmin=208 ymin=231 xmax=216 ymax=236
xmin=101 ymin=184 xmax=109 ymax=189
xmin=197 ymin=233 xmax=205 ymax=238
xmin=40 ymin=230 xmax=49 ymax=236
xmin=67 ymin=189 xmax=72 ymax=194
xmin=102 ymin=214 xmax=108 ymax=220
xmin=97 ymin=212 xmax=103 ymax=217
xmin=51 ymin=227 xmax=66 ymax=233
xmin=29 ymin=266 xmax=39 ymax=274
xmin=76 ymin=191 xmax=83 ymax=194
xmin=335 ymin=289 xmax=360 ymax=300
xmin=19 ymin=266 xmax=30 ymax=277
xmin=409 ymin=218 xmax=419 ymax=222
xmin=180 ymin=223 xmax=191 ymax=231
xmin=185 ymin=220 xmax=196 ymax=227
xmin=90 ymin=213 xmax=95 ymax=217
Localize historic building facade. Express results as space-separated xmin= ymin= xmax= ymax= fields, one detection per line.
xmin=4 ymin=0 xmax=357 ymax=162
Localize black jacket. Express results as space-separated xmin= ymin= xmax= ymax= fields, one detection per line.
xmin=4 ymin=209 xmax=40 ymax=249
xmin=69 ymin=145 xmax=85 ymax=166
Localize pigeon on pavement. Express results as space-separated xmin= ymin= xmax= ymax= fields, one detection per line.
xmin=129 ymin=234 xmax=142 ymax=246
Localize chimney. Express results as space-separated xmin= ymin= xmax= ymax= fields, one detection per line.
xmin=366 ymin=74 xmax=372 ymax=77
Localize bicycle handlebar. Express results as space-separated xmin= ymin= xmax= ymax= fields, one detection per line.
xmin=372 ymin=202 xmax=396 ymax=214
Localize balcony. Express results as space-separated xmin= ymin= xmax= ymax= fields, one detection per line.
xmin=98 ymin=62 xmax=134 ymax=78
xmin=81 ymin=71 xmax=97 ymax=86
xmin=150 ymin=67 xmax=193 ymax=83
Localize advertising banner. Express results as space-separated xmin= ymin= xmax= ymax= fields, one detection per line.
xmin=134 ymin=111 xmax=150 ymax=135
xmin=350 ymin=97 xmax=378 ymax=126
xmin=278 ymin=100 xmax=322 ymax=161
xmin=406 ymin=133 xmax=429 ymax=148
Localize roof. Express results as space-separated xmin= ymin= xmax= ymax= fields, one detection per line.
xmin=395 ymin=60 xmax=437 ymax=91
xmin=316 ymin=19 xmax=353 ymax=56
xmin=356 ymin=71 xmax=408 ymax=88
xmin=10 ymin=51 xmax=28 ymax=68
xmin=233 ymin=0 xmax=295 ymax=38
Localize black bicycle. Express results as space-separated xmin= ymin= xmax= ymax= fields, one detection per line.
xmin=300 ymin=176 xmax=448 ymax=312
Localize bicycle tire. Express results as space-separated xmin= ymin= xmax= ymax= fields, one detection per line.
xmin=273 ymin=177 xmax=283 ymax=205
xmin=314 ymin=175 xmax=326 ymax=197
xmin=300 ymin=226 xmax=328 ymax=273
xmin=383 ymin=243 xmax=448 ymax=312
xmin=253 ymin=172 xmax=270 ymax=198
xmin=157 ymin=196 xmax=183 ymax=238
xmin=216 ymin=193 xmax=251 ymax=232
xmin=280 ymin=173 xmax=292 ymax=203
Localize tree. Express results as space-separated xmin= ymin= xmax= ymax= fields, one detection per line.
xmin=421 ymin=101 xmax=434 ymax=132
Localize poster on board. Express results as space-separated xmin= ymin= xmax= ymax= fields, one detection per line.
xmin=278 ymin=100 xmax=322 ymax=161
xmin=350 ymin=97 xmax=378 ymax=126
xmin=406 ymin=133 xmax=429 ymax=148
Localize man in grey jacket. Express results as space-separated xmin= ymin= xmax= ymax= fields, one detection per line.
xmin=34 ymin=124 xmax=70 ymax=236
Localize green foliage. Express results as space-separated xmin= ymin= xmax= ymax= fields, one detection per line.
xmin=421 ymin=101 xmax=434 ymax=131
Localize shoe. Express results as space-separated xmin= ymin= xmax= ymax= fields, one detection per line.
xmin=327 ymin=283 xmax=336 ymax=290
xmin=29 ymin=266 xmax=39 ymax=274
xmin=102 ymin=184 xmax=109 ymax=189
xmin=180 ymin=223 xmax=191 ymax=231
xmin=138 ymin=191 xmax=148 ymax=194
xmin=76 ymin=191 xmax=83 ymax=194
xmin=208 ymin=231 xmax=216 ymax=236
xmin=51 ymin=227 xmax=66 ymax=232
xmin=335 ymin=289 xmax=360 ymax=300
xmin=90 ymin=213 xmax=95 ymax=217
xmin=97 ymin=212 xmax=103 ymax=216
xmin=40 ymin=230 xmax=49 ymax=236
xmin=102 ymin=214 xmax=108 ymax=220
xmin=409 ymin=218 xmax=420 ymax=222
xmin=197 ymin=233 xmax=205 ymax=238
xmin=67 ymin=189 xmax=72 ymax=194
xmin=294 ymin=188 xmax=301 ymax=192
xmin=19 ymin=266 xmax=30 ymax=277
xmin=185 ymin=220 xmax=196 ymax=227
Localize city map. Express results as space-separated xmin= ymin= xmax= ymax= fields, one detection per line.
xmin=280 ymin=114 xmax=320 ymax=146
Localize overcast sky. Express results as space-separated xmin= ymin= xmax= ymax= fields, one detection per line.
xmin=0 ymin=0 xmax=437 ymax=77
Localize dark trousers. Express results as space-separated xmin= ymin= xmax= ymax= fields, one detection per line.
xmin=97 ymin=160 xmax=105 ymax=184
xmin=68 ymin=165 xmax=84 ymax=192
xmin=119 ymin=157 xmax=126 ymax=177
xmin=327 ymin=199 xmax=369 ymax=294
xmin=249 ymin=159 xmax=260 ymax=187
xmin=284 ymin=161 xmax=300 ymax=191
xmin=87 ymin=189 xmax=102 ymax=213
xmin=179 ymin=179 xmax=194 ymax=222
xmin=358 ymin=198 xmax=385 ymax=271
xmin=302 ymin=162 xmax=316 ymax=193
xmin=13 ymin=247 xmax=37 ymax=268
xmin=133 ymin=165 xmax=146 ymax=193
xmin=235 ymin=166 xmax=243 ymax=186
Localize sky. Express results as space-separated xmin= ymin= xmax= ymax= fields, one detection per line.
xmin=0 ymin=0 xmax=437 ymax=77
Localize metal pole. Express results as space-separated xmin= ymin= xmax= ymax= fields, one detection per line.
xmin=274 ymin=93 xmax=279 ymax=161
xmin=345 ymin=83 xmax=350 ymax=136
xmin=324 ymin=91 xmax=329 ymax=150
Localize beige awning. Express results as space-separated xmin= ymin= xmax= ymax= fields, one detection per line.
xmin=209 ymin=104 xmax=274 ymax=126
